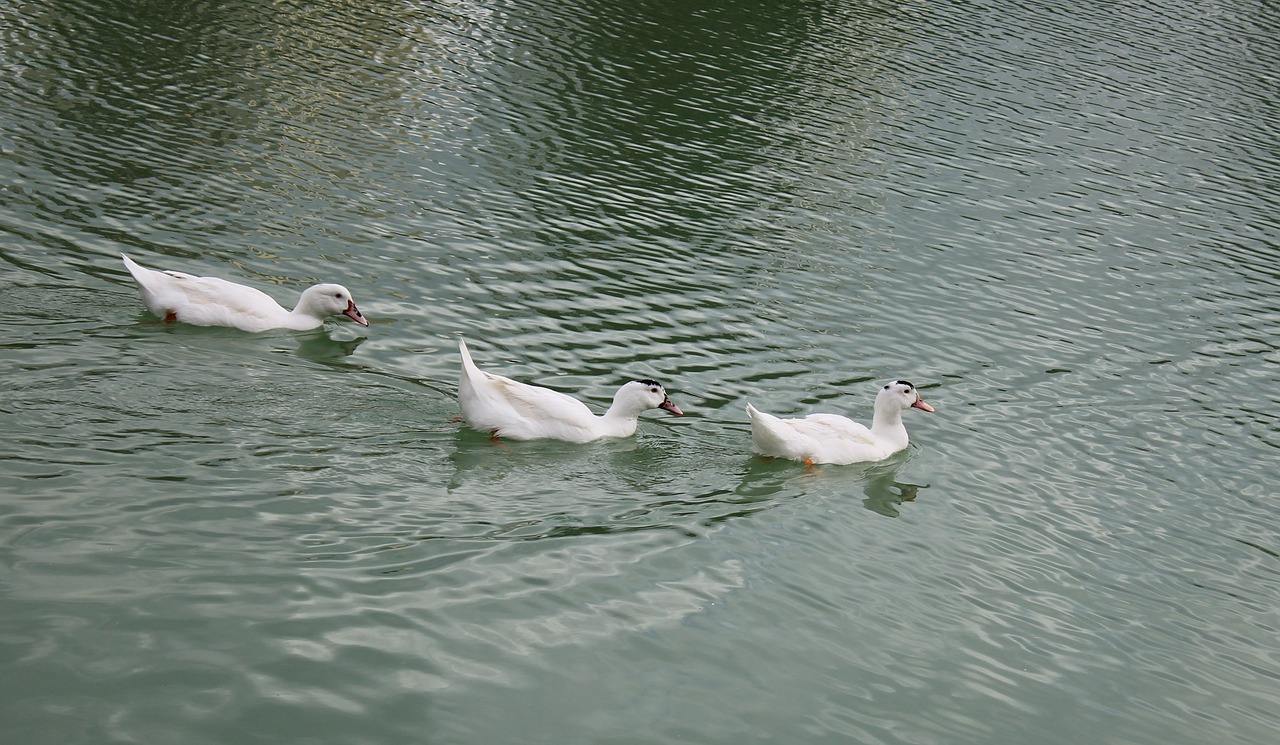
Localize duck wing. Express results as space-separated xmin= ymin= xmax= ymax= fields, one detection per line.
xmin=795 ymin=414 xmax=875 ymax=445
xmin=458 ymin=344 xmax=599 ymax=440
xmin=123 ymin=254 xmax=289 ymax=329
xmin=487 ymin=375 xmax=600 ymax=440
xmin=747 ymin=404 xmax=876 ymax=462
xmin=493 ymin=375 xmax=592 ymax=419
xmin=169 ymin=274 xmax=284 ymax=313
xmin=161 ymin=275 xmax=290 ymax=330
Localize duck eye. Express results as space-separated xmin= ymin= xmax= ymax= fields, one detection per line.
xmin=650 ymin=387 xmax=659 ymax=394
xmin=334 ymin=292 xmax=343 ymax=298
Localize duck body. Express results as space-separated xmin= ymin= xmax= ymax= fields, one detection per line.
xmin=457 ymin=338 xmax=682 ymax=442
xmin=121 ymin=253 xmax=367 ymax=332
xmin=746 ymin=380 xmax=933 ymax=465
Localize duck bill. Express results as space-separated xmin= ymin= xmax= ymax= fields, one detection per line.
xmin=912 ymin=396 xmax=934 ymax=413
xmin=343 ymin=300 xmax=369 ymax=326
xmin=659 ymin=398 xmax=684 ymax=416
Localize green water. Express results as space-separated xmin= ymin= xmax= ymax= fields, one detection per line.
xmin=2 ymin=1 xmax=1277 ymax=743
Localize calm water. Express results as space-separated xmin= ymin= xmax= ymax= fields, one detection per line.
xmin=2 ymin=0 xmax=1278 ymax=743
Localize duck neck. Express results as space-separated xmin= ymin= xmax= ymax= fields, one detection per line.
xmin=281 ymin=311 xmax=323 ymax=330
xmin=870 ymin=407 xmax=909 ymax=450
xmin=599 ymin=402 xmax=643 ymax=437
xmin=285 ymin=297 xmax=325 ymax=330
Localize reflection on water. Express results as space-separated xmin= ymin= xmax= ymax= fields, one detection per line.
xmin=860 ymin=458 xmax=928 ymax=518
xmin=735 ymin=450 xmax=929 ymax=518
xmin=442 ymin=427 xmax=784 ymax=543
xmin=2 ymin=0 xmax=1279 ymax=743
xmin=293 ymin=332 xmax=367 ymax=365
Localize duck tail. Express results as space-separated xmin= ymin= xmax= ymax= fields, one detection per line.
xmin=121 ymin=253 xmax=146 ymax=281
xmin=458 ymin=336 xmax=472 ymax=365
xmin=745 ymin=402 xmax=776 ymax=427
xmin=458 ymin=337 xmax=485 ymax=383
xmin=745 ymin=403 xmax=790 ymax=456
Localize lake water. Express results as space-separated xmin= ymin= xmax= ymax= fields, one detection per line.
xmin=2 ymin=0 xmax=1278 ymax=743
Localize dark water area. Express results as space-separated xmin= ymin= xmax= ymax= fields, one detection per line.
xmin=2 ymin=0 xmax=1278 ymax=743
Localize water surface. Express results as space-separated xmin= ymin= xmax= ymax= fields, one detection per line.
xmin=2 ymin=0 xmax=1278 ymax=743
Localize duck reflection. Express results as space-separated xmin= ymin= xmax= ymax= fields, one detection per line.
xmin=737 ymin=451 xmax=929 ymax=518
xmin=294 ymin=331 xmax=366 ymax=365
xmin=859 ymin=458 xmax=929 ymax=518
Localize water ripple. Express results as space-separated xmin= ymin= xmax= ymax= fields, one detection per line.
xmin=3 ymin=0 xmax=1280 ymax=743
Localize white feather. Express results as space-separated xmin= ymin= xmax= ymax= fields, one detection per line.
xmin=121 ymin=253 xmax=367 ymax=332
xmin=746 ymin=381 xmax=933 ymax=465
xmin=457 ymin=338 xmax=682 ymax=442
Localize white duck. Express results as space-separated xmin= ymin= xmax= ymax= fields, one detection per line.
xmin=457 ymin=337 xmax=683 ymax=442
xmin=746 ymin=380 xmax=934 ymax=465
xmin=121 ymin=253 xmax=368 ymax=332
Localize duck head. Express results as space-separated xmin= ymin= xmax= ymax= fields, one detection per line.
xmin=878 ymin=380 xmax=934 ymax=413
xmin=299 ymin=283 xmax=369 ymax=326
xmin=616 ymin=379 xmax=684 ymax=416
